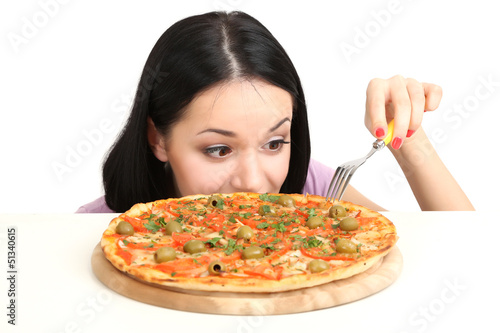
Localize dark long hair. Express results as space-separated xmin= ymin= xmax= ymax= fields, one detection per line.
xmin=103 ymin=11 xmax=311 ymax=212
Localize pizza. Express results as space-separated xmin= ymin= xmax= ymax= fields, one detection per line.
xmin=100 ymin=192 xmax=397 ymax=293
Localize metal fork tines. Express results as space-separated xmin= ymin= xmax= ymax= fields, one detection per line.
xmin=325 ymin=139 xmax=386 ymax=202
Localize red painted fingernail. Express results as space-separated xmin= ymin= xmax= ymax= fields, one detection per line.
xmin=391 ymin=137 xmax=403 ymax=150
xmin=375 ymin=127 xmax=385 ymax=138
xmin=406 ymin=130 xmax=415 ymax=138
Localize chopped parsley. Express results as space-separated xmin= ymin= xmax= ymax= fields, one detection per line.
xmin=240 ymin=212 xmax=253 ymax=219
xmin=215 ymin=198 xmax=225 ymax=210
xmin=305 ymin=237 xmax=323 ymax=248
xmin=260 ymin=243 xmax=277 ymax=251
xmin=223 ymin=239 xmax=243 ymax=255
xmin=289 ymin=235 xmax=324 ymax=249
xmin=307 ymin=208 xmax=317 ymax=217
xmin=143 ymin=214 xmax=167 ymax=233
xmin=203 ymin=237 xmax=223 ymax=248
xmin=144 ymin=220 xmax=161 ymax=233
xmin=271 ymin=221 xmax=287 ymax=234
xmin=256 ymin=222 xmax=270 ymax=229
xmin=259 ymin=193 xmax=280 ymax=203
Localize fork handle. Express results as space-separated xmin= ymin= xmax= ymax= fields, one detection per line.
xmin=382 ymin=119 xmax=395 ymax=146
xmin=372 ymin=119 xmax=395 ymax=150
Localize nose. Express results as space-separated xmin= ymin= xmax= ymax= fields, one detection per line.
xmin=230 ymin=152 xmax=265 ymax=193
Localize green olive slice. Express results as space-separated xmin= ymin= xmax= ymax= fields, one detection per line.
xmin=208 ymin=261 xmax=227 ymax=275
xmin=154 ymin=247 xmax=176 ymax=263
xmin=277 ymin=195 xmax=296 ymax=207
xmin=236 ymin=225 xmax=254 ymax=240
xmin=339 ymin=217 xmax=359 ymax=231
xmin=116 ymin=221 xmax=134 ymax=236
xmin=306 ymin=216 xmax=323 ymax=229
xmin=335 ymin=238 xmax=357 ymax=254
xmin=242 ymin=246 xmax=264 ymax=259
xmin=183 ymin=240 xmax=206 ymax=254
xmin=329 ymin=205 xmax=347 ymax=218
xmin=307 ymin=259 xmax=330 ymax=273
xmin=164 ymin=221 xmax=182 ymax=235
xmin=207 ymin=195 xmax=224 ymax=209
xmin=258 ymin=205 xmax=276 ymax=216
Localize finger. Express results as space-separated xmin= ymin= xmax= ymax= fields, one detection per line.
xmin=388 ymin=75 xmax=411 ymax=149
xmin=405 ymin=78 xmax=425 ymax=137
xmin=422 ymin=83 xmax=443 ymax=112
xmin=365 ymin=78 xmax=389 ymax=139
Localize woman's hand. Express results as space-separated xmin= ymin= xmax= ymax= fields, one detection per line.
xmin=361 ymin=75 xmax=474 ymax=210
xmin=364 ymin=75 xmax=442 ymax=149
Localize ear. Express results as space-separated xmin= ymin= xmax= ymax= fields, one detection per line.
xmin=147 ymin=117 xmax=169 ymax=162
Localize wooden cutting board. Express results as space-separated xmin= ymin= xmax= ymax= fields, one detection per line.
xmin=91 ymin=244 xmax=402 ymax=315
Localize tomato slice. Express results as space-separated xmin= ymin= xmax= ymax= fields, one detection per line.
xmin=243 ymin=263 xmax=278 ymax=280
xmin=201 ymin=213 xmax=225 ymax=231
xmin=274 ymin=266 xmax=284 ymax=280
xmin=294 ymin=209 xmax=309 ymax=219
xmin=239 ymin=217 xmax=262 ymax=229
xmin=116 ymin=249 xmax=133 ymax=265
xmin=123 ymin=241 xmax=161 ymax=251
xmin=305 ymin=227 xmax=329 ymax=237
xmin=171 ymin=232 xmax=194 ymax=247
xmin=154 ymin=255 xmax=211 ymax=272
xmin=267 ymin=240 xmax=292 ymax=259
xmin=219 ymin=250 xmax=242 ymax=263
xmin=356 ymin=217 xmax=377 ymax=224
xmin=122 ymin=215 xmax=148 ymax=233
xmin=300 ymin=247 xmax=355 ymax=261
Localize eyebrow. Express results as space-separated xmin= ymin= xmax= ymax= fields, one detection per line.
xmin=197 ymin=117 xmax=291 ymax=137
xmin=268 ymin=117 xmax=291 ymax=133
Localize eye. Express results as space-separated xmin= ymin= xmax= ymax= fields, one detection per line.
xmin=204 ymin=145 xmax=232 ymax=158
xmin=262 ymin=139 xmax=290 ymax=152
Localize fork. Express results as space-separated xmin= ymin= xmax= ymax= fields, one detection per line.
xmin=325 ymin=120 xmax=395 ymax=202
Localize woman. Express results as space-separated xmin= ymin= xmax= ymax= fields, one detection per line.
xmin=77 ymin=11 xmax=473 ymax=213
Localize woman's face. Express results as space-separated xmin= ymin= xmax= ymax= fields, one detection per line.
xmin=153 ymin=79 xmax=293 ymax=197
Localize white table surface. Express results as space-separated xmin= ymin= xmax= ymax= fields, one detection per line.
xmin=0 ymin=211 xmax=498 ymax=333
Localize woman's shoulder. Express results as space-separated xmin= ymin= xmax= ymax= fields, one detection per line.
xmin=75 ymin=196 xmax=115 ymax=214
xmin=302 ymin=159 xmax=334 ymax=196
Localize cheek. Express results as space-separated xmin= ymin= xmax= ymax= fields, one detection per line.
xmin=171 ymin=156 xmax=233 ymax=196
xmin=263 ymin=151 xmax=291 ymax=192
xmin=197 ymin=163 xmax=235 ymax=194
xmin=275 ymin=155 xmax=291 ymax=188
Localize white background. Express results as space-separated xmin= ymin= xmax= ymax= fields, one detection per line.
xmin=1 ymin=0 xmax=499 ymax=213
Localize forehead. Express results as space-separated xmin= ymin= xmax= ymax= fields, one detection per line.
xmin=184 ymin=79 xmax=294 ymax=127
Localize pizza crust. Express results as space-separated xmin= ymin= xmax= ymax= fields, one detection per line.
xmin=101 ymin=193 xmax=397 ymax=293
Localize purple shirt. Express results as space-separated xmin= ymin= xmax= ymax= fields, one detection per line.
xmin=76 ymin=159 xmax=334 ymax=213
